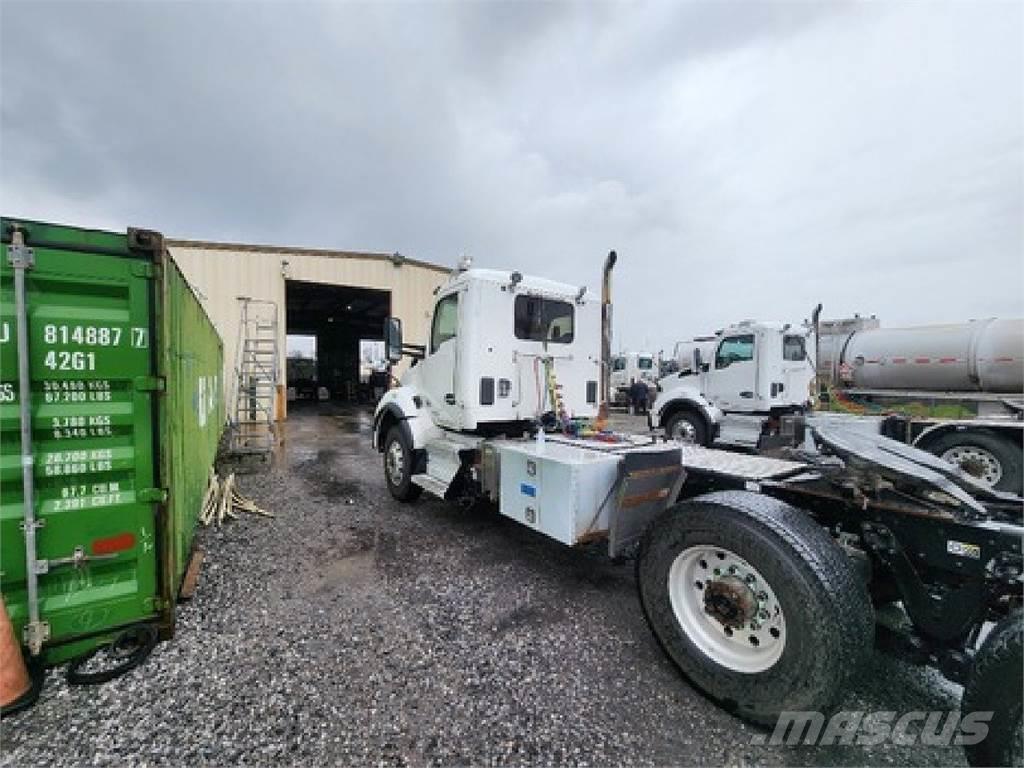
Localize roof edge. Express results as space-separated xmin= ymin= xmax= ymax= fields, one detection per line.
xmin=166 ymin=237 xmax=451 ymax=275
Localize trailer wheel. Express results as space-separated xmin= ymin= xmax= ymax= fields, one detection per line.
xmin=637 ymin=491 xmax=873 ymax=725
xmin=926 ymin=431 xmax=1022 ymax=495
xmin=961 ymin=610 xmax=1023 ymax=768
xmin=384 ymin=425 xmax=422 ymax=502
xmin=665 ymin=410 xmax=707 ymax=446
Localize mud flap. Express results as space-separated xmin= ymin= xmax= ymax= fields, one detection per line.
xmin=608 ymin=447 xmax=684 ymax=558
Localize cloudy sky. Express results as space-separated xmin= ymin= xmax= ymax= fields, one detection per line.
xmin=2 ymin=1 xmax=1021 ymax=354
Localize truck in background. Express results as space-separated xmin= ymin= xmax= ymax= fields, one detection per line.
xmin=609 ymin=350 xmax=659 ymax=406
xmin=651 ymin=315 xmax=1024 ymax=494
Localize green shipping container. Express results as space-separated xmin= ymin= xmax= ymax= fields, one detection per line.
xmin=0 ymin=218 xmax=224 ymax=665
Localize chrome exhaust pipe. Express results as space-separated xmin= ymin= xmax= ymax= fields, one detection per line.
xmin=598 ymin=250 xmax=617 ymax=424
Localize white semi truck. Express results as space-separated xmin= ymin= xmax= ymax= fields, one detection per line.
xmin=372 ymin=255 xmax=1022 ymax=767
xmin=609 ymin=351 xmax=659 ymax=406
xmin=652 ymin=315 xmax=1024 ymax=494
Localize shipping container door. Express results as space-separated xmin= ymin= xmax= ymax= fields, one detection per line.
xmin=0 ymin=237 xmax=160 ymax=655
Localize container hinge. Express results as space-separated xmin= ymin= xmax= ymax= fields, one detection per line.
xmin=6 ymin=242 xmax=34 ymax=269
xmin=134 ymin=376 xmax=166 ymax=393
xmin=23 ymin=620 xmax=50 ymax=655
xmin=138 ymin=487 xmax=169 ymax=503
xmin=19 ymin=518 xmax=45 ymax=532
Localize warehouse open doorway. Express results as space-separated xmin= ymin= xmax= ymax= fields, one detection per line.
xmin=285 ymin=280 xmax=391 ymax=404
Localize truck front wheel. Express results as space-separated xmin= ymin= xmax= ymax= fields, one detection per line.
xmin=926 ymin=431 xmax=1023 ymax=495
xmin=961 ymin=610 xmax=1023 ymax=768
xmin=384 ymin=426 xmax=422 ymax=502
xmin=637 ymin=491 xmax=873 ymax=725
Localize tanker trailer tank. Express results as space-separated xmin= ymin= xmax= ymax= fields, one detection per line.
xmin=839 ymin=319 xmax=1024 ymax=394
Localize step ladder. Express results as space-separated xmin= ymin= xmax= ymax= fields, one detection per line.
xmin=231 ymin=298 xmax=280 ymax=454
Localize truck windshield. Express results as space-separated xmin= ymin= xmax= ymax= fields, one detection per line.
xmin=638 ymin=357 xmax=653 ymax=369
xmin=514 ymin=295 xmax=574 ymax=344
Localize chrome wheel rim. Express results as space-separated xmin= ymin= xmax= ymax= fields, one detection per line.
xmin=668 ymin=545 xmax=786 ymax=673
xmin=386 ymin=440 xmax=405 ymax=486
xmin=670 ymin=418 xmax=698 ymax=443
xmin=940 ymin=445 xmax=1002 ymax=486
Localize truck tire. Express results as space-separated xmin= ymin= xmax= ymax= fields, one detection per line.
xmin=961 ymin=610 xmax=1023 ymax=768
xmin=925 ymin=431 xmax=1023 ymax=495
xmin=665 ymin=410 xmax=707 ymax=446
xmin=384 ymin=425 xmax=422 ymax=502
xmin=636 ymin=491 xmax=873 ymax=725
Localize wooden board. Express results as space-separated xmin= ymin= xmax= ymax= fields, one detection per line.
xmin=178 ymin=549 xmax=205 ymax=601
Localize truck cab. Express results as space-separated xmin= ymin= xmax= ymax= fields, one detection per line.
xmin=651 ymin=320 xmax=814 ymax=446
xmin=379 ymin=267 xmax=601 ymax=437
xmin=371 ymin=254 xmax=684 ymax=552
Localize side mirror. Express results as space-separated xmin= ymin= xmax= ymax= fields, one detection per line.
xmin=384 ymin=317 xmax=403 ymax=363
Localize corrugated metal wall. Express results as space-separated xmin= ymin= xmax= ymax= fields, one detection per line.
xmin=167 ymin=240 xmax=449 ymax=418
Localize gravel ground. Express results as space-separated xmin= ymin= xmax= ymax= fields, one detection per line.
xmin=1 ymin=404 xmax=970 ymax=766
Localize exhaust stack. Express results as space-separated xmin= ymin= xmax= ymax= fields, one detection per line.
xmin=810 ymin=302 xmax=823 ymax=407
xmin=597 ymin=250 xmax=617 ymax=426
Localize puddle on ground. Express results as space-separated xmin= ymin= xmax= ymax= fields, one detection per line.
xmin=270 ymin=403 xmax=376 ymax=468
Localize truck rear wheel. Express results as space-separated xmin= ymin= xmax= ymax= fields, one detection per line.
xmin=637 ymin=491 xmax=873 ymax=725
xmin=926 ymin=431 xmax=1022 ymax=495
xmin=665 ymin=410 xmax=707 ymax=446
xmin=384 ymin=426 xmax=422 ymax=502
xmin=961 ymin=610 xmax=1023 ymax=768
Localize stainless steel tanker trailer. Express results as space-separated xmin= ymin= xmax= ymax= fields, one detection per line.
xmin=815 ymin=317 xmax=1023 ymax=494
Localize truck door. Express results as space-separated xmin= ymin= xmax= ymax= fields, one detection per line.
xmin=418 ymin=292 xmax=461 ymax=428
xmin=778 ymin=333 xmax=813 ymax=406
xmin=706 ymin=333 xmax=757 ymax=412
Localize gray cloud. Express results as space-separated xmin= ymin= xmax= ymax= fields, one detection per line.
xmin=2 ymin=0 xmax=1021 ymax=353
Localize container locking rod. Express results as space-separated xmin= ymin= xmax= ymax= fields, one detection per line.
xmin=8 ymin=227 xmax=47 ymax=655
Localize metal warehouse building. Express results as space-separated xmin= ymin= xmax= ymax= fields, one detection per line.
xmin=167 ymin=238 xmax=450 ymax=420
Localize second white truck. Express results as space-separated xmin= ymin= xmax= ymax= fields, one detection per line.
xmin=651 ymin=315 xmax=1024 ymax=494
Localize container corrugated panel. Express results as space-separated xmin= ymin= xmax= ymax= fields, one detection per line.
xmin=0 ymin=218 xmax=223 ymax=664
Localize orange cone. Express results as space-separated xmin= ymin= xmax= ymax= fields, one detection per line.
xmin=0 ymin=595 xmax=30 ymax=709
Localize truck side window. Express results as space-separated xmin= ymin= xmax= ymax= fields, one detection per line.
xmin=430 ymin=294 xmax=459 ymax=353
xmin=715 ymin=334 xmax=754 ymax=369
xmin=612 ymin=357 xmax=626 ymax=371
xmin=638 ymin=357 xmax=653 ymax=370
xmin=783 ymin=335 xmax=806 ymax=361
xmin=514 ymin=295 xmax=574 ymax=344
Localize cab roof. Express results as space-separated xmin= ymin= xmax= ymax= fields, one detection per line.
xmin=442 ymin=268 xmax=589 ymax=302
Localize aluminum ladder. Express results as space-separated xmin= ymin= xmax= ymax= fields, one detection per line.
xmin=231 ymin=298 xmax=279 ymax=454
